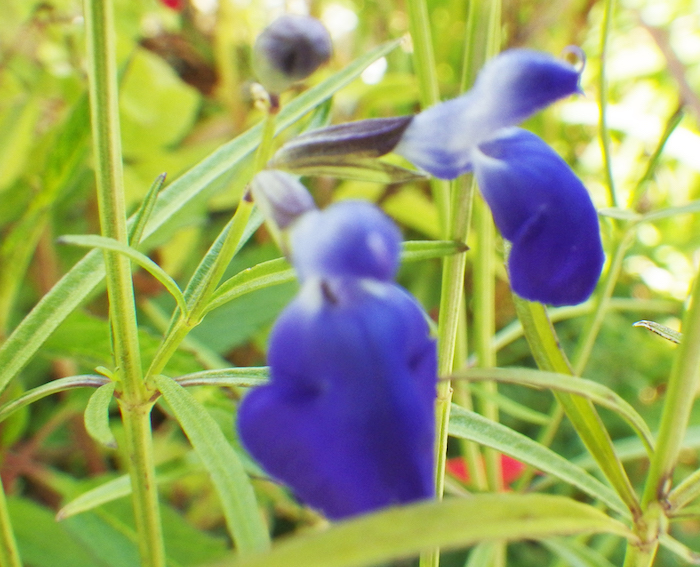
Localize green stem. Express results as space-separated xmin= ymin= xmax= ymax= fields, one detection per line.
xmin=0 ymin=476 xmax=21 ymax=567
xmin=572 ymin=227 xmax=634 ymax=374
xmin=146 ymin=201 xmax=254 ymax=381
xmin=83 ymin=0 xmax=163 ymax=564
xmin=119 ymin=401 xmax=165 ymax=565
xmin=473 ymin=196 xmax=502 ymax=491
xmin=405 ymin=0 xmax=450 ymax=233
xmin=641 ymin=269 xmax=700 ymax=509
xmin=405 ymin=0 xmax=440 ymax=109
xmin=598 ymin=0 xmax=618 ymax=208
xmin=433 ymin=177 xmax=473 ymax=493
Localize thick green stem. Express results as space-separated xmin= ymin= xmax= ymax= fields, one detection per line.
xmin=83 ymin=0 xmax=163 ymax=564
xmin=0 ymin=476 xmax=21 ymax=567
xmin=119 ymin=400 xmax=166 ymax=567
xmin=641 ymin=269 xmax=700 ymax=509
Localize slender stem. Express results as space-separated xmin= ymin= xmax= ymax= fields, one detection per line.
xmin=641 ymin=269 xmax=700 ymax=509
xmin=405 ymin=0 xmax=450 ymax=233
xmin=0 ymin=476 xmax=21 ymax=567
xmin=598 ymin=0 xmax=618 ymax=208
xmin=433 ymin=177 xmax=473 ymax=494
xmin=83 ymin=0 xmax=163 ymax=564
xmin=147 ymin=101 xmax=267 ymax=379
xmin=473 ymin=196 xmax=502 ymax=491
xmin=405 ymin=0 xmax=440 ymax=109
xmin=572 ymin=227 xmax=634 ymax=374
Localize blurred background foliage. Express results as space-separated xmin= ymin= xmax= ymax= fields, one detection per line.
xmin=0 ymin=0 xmax=699 ymax=564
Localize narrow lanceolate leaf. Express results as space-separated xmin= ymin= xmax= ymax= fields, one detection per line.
xmin=633 ymin=319 xmax=682 ymax=344
xmin=659 ymin=534 xmax=700 ymax=565
xmin=452 ymin=367 xmax=654 ymax=455
xmin=154 ymin=375 xmax=270 ymax=554
xmin=0 ymin=39 xmax=401 ymax=399
xmin=58 ymin=234 xmax=188 ymax=317
xmin=174 ymin=367 xmax=270 ymax=388
xmin=541 ymin=537 xmax=617 ymax=567
xmin=0 ymin=375 xmax=107 ymax=425
xmin=205 ymin=240 xmax=461 ymax=315
xmin=448 ymin=404 xmax=628 ymax=517
xmin=84 ymin=382 xmax=117 ymax=449
xmin=57 ymin=461 xmax=201 ymax=520
xmin=210 ymin=494 xmax=631 ymax=567
xmin=205 ymin=258 xmax=294 ymax=315
xmin=128 ymin=173 xmax=166 ymax=246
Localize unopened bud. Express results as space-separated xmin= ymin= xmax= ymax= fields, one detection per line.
xmin=250 ymin=170 xmax=317 ymax=230
xmin=253 ymin=15 xmax=332 ymax=94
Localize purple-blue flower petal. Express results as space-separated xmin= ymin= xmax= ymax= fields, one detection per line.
xmin=291 ymin=201 xmax=402 ymax=282
xmin=237 ymin=278 xmax=436 ymax=519
xmin=394 ymin=49 xmax=582 ymax=180
xmin=472 ymin=128 xmax=604 ymax=306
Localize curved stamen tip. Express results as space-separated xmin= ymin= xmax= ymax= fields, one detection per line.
xmin=561 ymin=45 xmax=586 ymax=75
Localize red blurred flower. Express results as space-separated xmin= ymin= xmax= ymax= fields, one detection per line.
xmin=160 ymin=0 xmax=184 ymax=11
xmin=446 ymin=455 xmax=526 ymax=486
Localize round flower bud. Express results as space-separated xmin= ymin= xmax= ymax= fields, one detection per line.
xmin=253 ymin=14 xmax=332 ymax=94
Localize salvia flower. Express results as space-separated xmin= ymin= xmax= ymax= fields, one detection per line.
xmin=253 ymin=14 xmax=332 ymax=94
xmin=237 ymin=189 xmax=437 ymax=520
xmin=271 ymin=48 xmax=604 ymax=306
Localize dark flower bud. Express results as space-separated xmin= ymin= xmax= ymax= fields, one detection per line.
xmin=253 ymin=14 xmax=332 ymax=94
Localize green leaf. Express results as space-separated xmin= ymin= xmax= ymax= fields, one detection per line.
xmin=154 ymin=375 xmax=270 ymax=554
xmin=0 ymin=39 xmax=401 ymax=398
xmin=205 ymin=258 xmax=293 ymax=315
xmin=205 ymin=240 xmax=460 ymax=315
xmin=452 ymin=367 xmax=655 ymax=455
xmin=512 ymin=297 xmax=642 ymax=518
xmin=448 ymin=404 xmax=628 ymax=517
xmin=0 ymin=97 xmax=40 ymax=193
xmin=57 ymin=461 xmax=200 ymax=520
xmin=84 ymin=382 xmax=117 ymax=449
xmin=175 ymin=367 xmax=270 ymax=388
xmin=10 ymin=497 xmax=115 ymax=567
xmin=208 ymin=495 xmax=631 ymax=567
xmin=468 ymin=383 xmax=551 ymax=425
xmin=129 ymin=172 xmax=166 ymax=246
xmin=541 ymin=537 xmax=617 ymax=567
xmin=659 ymin=533 xmax=700 ymax=564
xmin=0 ymin=375 xmax=107 ymax=425
xmin=633 ymin=319 xmax=682 ymax=344
xmin=401 ymin=240 xmax=465 ymax=262
xmin=58 ymin=234 xmax=188 ymax=317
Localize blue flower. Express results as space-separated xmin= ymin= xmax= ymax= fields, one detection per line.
xmin=393 ymin=48 xmax=604 ymax=306
xmin=237 ymin=199 xmax=437 ymax=520
xmin=393 ymin=49 xmax=584 ymax=179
